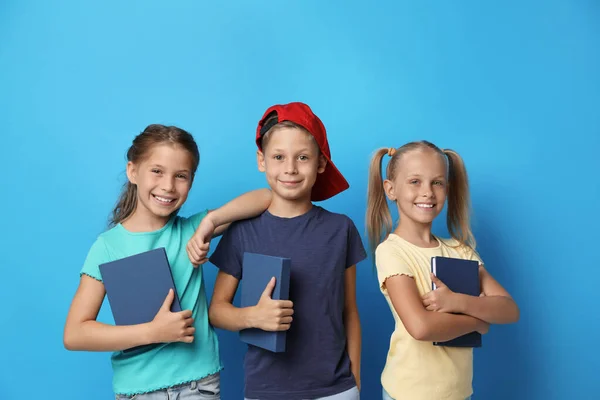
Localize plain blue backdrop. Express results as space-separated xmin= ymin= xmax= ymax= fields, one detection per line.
xmin=1 ymin=1 xmax=599 ymax=399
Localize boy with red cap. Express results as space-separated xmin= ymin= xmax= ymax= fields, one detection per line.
xmin=209 ymin=102 xmax=366 ymax=400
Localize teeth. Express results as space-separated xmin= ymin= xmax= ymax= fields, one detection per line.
xmin=416 ymin=204 xmax=434 ymax=208
xmin=154 ymin=196 xmax=174 ymax=203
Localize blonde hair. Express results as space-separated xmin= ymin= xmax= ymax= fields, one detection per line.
xmin=366 ymin=140 xmax=475 ymax=255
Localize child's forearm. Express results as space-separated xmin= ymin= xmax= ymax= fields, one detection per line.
xmin=208 ymin=301 xmax=257 ymax=332
xmin=344 ymin=308 xmax=361 ymax=390
xmin=64 ymin=320 xmax=154 ymax=352
xmin=206 ymin=188 xmax=271 ymax=228
xmin=456 ymin=294 xmax=520 ymax=324
xmin=416 ymin=312 xmax=487 ymax=342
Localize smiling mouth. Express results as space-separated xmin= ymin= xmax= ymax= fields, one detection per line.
xmin=415 ymin=203 xmax=435 ymax=209
xmin=152 ymin=194 xmax=176 ymax=205
xmin=280 ymin=180 xmax=302 ymax=186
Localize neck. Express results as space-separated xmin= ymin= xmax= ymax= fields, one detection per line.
xmin=394 ymin=217 xmax=437 ymax=248
xmin=121 ymin=207 xmax=170 ymax=232
xmin=267 ymin=194 xmax=313 ymax=218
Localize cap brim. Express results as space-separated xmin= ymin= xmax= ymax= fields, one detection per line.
xmin=311 ymin=157 xmax=349 ymax=201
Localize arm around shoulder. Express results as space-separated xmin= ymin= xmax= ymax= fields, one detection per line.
xmin=205 ymin=188 xmax=272 ymax=237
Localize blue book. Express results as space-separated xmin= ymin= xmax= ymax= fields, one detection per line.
xmin=240 ymin=252 xmax=291 ymax=353
xmin=99 ymin=248 xmax=181 ymax=352
xmin=431 ymin=256 xmax=482 ymax=348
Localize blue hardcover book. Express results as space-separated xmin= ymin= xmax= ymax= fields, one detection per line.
xmin=99 ymin=248 xmax=181 ymax=352
xmin=431 ymin=256 xmax=482 ymax=348
xmin=240 ymin=252 xmax=291 ymax=353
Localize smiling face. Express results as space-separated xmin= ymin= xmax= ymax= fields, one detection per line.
xmin=257 ymin=125 xmax=326 ymax=204
xmin=126 ymin=143 xmax=194 ymax=226
xmin=384 ymin=148 xmax=448 ymax=227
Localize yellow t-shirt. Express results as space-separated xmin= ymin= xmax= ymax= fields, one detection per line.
xmin=375 ymin=233 xmax=483 ymax=400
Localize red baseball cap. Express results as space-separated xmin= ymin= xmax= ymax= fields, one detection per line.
xmin=255 ymin=102 xmax=349 ymax=201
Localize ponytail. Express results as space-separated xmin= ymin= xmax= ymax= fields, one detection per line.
xmin=443 ymin=149 xmax=475 ymax=248
xmin=366 ymin=148 xmax=394 ymax=257
xmin=110 ymin=181 xmax=138 ymax=227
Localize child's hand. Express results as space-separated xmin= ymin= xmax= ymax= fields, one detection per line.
xmin=251 ymin=277 xmax=294 ymax=332
xmin=149 ymin=289 xmax=195 ymax=343
xmin=422 ymin=273 xmax=463 ymax=313
xmin=186 ymin=217 xmax=215 ymax=267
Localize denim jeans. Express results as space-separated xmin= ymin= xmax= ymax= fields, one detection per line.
xmin=115 ymin=373 xmax=220 ymax=400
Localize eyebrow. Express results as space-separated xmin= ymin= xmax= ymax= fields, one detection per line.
xmin=406 ymin=174 xmax=446 ymax=179
xmin=150 ymin=164 xmax=190 ymax=173
xmin=271 ymin=148 xmax=313 ymax=153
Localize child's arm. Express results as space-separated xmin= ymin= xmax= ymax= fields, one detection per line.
xmin=64 ymin=275 xmax=195 ymax=352
xmin=386 ymin=274 xmax=489 ymax=342
xmin=344 ymin=265 xmax=361 ymax=391
xmin=423 ymin=266 xmax=520 ymax=324
xmin=205 ymin=188 xmax=272 ymax=237
xmin=187 ymin=188 xmax=271 ymax=266
xmin=208 ymin=271 xmax=294 ymax=332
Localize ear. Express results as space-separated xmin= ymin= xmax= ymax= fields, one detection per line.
xmin=317 ymin=154 xmax=327 ymax=174
xmin=126 ymin=161 xmax=137 ymax=184
xmin=383 ymin=179 xmax=396 ymax=201
xmin=257 ymin=150 xmax=266 ymax=172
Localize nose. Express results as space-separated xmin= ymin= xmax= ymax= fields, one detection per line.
xmin=421 ymin=184 xmax=434 ymax=198
xmin=284 ymin=158 xmax=298 ymax=174
xmin=161 ymin=176 xmax=175 ymax=192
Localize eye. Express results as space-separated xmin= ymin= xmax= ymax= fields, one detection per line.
xmin=298 ymin=155 xmax=309 ymax=161
xmin=273 ymin=155 xmax=283 ymax=161
xmin=152 ymin=169 xmax=162 ymax=174
xmin=433 ymin=180 xmax=444 ymax=186
xmin=176 ymin=173 xmax=189 ymax=180
xmin=410 ymin=179 xmax=419 ymax=185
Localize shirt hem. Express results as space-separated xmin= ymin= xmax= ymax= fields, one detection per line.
xmin=80 ymin=271 xmax=102 ymax=282
xmin=114 ymin=365 xmax=224 ymax=396
xmin=245 ymin=378 xmax=355 ymax=400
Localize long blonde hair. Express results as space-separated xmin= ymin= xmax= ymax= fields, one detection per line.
xmin=366 ymin=140 xmax=475 ymax=255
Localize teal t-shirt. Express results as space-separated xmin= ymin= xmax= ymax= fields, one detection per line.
xmin=80 ymin=211 xmax=222 ymax=395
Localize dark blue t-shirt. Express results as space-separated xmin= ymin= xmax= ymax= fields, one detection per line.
xmin=210 ymin=206 xmax=367 ymax=400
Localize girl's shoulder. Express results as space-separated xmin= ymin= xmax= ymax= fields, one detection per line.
xmin=375 ymin=234 xmax=412 ymax=260
xmin=438 ymin=237 xmax=479 ymax=260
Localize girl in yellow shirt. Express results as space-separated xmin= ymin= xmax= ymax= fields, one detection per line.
xmin=365 ymin=141 xmax=519 ymax=400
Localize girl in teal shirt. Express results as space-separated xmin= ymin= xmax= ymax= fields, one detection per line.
xmin=64 ymin=124 xmax=271 ymax=399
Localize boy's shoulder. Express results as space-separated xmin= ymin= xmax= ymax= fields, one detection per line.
xmin=313 ymin=206 xmax=356 ymax=227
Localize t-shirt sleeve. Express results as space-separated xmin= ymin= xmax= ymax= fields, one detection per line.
xmin=345 ymin=218 xmax=367 ymax=268
xmin=209 ymin=222 xmax=243 ymax=280
xmin=185 ymin=209 xmax=209 ymax=231
xmin=375 ymin=242 xmax=413 ymax=291
xmin=80 ymin=237 xmax=110 ymax=282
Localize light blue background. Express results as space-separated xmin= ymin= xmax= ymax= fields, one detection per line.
xmin=1 ymin=1 xmax=598 ymax=399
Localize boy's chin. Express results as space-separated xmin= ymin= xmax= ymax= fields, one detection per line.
xmin=272 ymin=188 xmax=312 ymax=202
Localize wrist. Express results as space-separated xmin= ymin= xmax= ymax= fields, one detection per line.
xmin=141 ymin=322 xmax=157 ymax=345
xmin=203 ymin=211 xmax=221 ymax=229
xmin=244 ymin=306 xmax=260 ymax=330
xmin=454 ymin=293 xmax=469 ymax=314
